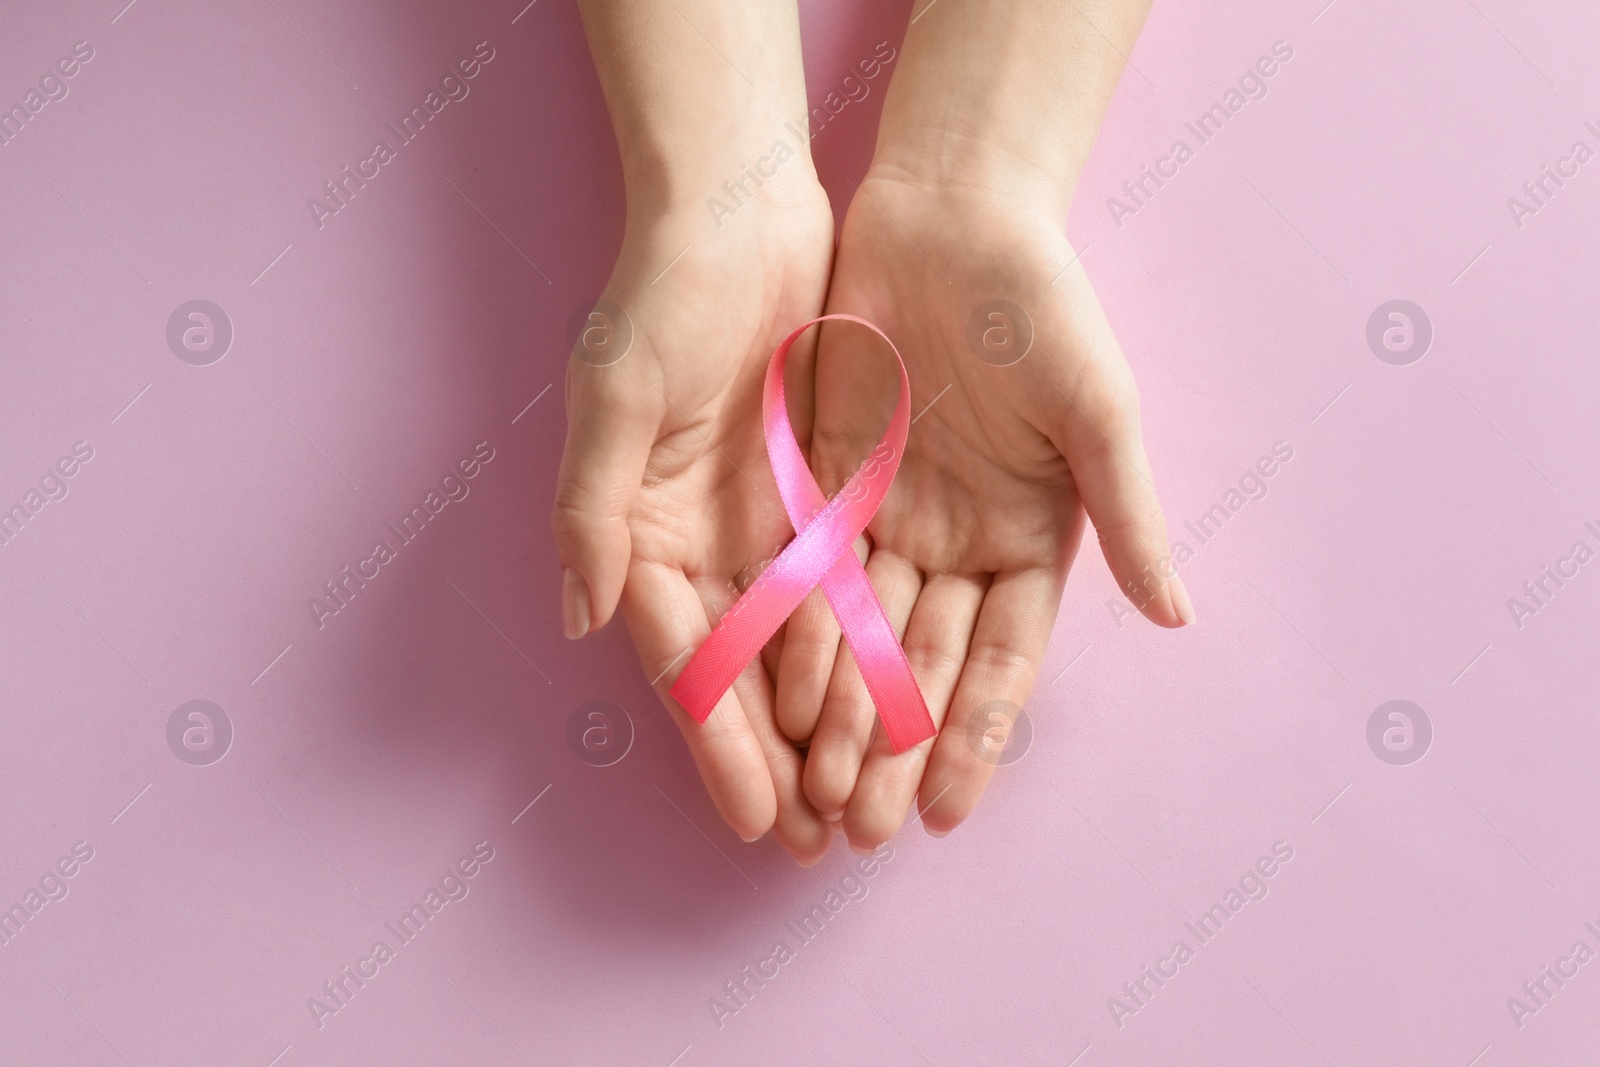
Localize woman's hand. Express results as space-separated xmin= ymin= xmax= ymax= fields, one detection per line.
xmin=777 ymin=170 xmax=1190 ymax=849
xmin=764 ymin=0 xmax=1171 ymax=850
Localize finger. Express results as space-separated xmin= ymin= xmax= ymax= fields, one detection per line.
xmin=773 ymin=533 xmax=866 ymax=743
xmin=918 ymin=568 xmax=1062 ymax=835
xmin=759 ymin=619 xmax=786 ymax=696
xmin=775 ymin=585 xmax=842 ymax=744
xmin=1044 ymin=296 xmax=1193 ymax=630
xmin=745 ymin=683 xmax=833 ymax=865
xmin=732 ymin=636 xmax=834 ymax=866
xmin=803 ymin=549 xmax=923 ymax=819
xmin=552 ymin=345 xmax=661 ymax=639
xmin=621 ymin=561 xmax=776 ymax=841
xmin=689 ymin=578 xmax=832 ymax=866
xmin=841 ymin=572 xmax=986 ymax=849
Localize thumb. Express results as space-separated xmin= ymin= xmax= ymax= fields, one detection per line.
xmin=552 ymin=354 xmax=659 ymax=639
xmin=1044 ymin=329 xmax=1194 ymax=630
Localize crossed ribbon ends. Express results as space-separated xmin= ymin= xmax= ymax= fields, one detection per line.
xmin=668 ymin=315 xmax=937 ymax=754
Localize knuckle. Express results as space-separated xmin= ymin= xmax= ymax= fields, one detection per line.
xmin=904 ymin=641 xmax=965 ymax=683
xmin=551 ymin=478 xmax=631 ymax=539
xmin=790 ymin=629 xmax=842 ymax=667
xmin=810 ymin=782 xmax=852 ymax=815
xmin=1095 ymin=401 xmax=1141 ymax=449
xmin=1080 ymin=368 xmax=1142 ymax=436
xmin=965 ymin=641 xmax=1033 ymax=678
xmin=549 ymin=494 xmax=604 ymax=547
xmin=1095 ymin=503 xmax=1167 ymax=541
xmin=765 ymin=742 xmax=804 ymax=781
xmin=844 ymin=805 xmax=901 ymax=848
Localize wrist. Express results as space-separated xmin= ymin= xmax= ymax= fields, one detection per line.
xmin=622 ymin=124 xmax=827 ymax=231
xmin=864 ymin=0 xmax=1150 ymax=223
xmin=611 ymin=157 xmax=833 ymax=294
xmin=577 ymin=0 xmax=819 ymax=222
xmin=866 ymin=131 xmax=1080 ymax=223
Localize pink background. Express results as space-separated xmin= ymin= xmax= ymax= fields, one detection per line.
xmin=3 ymin=0 xmax=1598 ymax=1063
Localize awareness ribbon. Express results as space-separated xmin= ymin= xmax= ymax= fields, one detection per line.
xmin=669 ymin=315 xmax=937 ymax=754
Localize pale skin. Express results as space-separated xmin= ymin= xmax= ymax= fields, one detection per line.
xmin=557 ymin=0 xmax=1190 ymax=865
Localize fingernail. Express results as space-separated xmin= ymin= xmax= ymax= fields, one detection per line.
xmin=925 ymin=827 xmax=949 ymax=838
xmin=1169 ymin=573 xmax=1196 ymax=626
xmin=562 ymin=567 xmax=591 ymax=639
xmin=818 ymin=810 xmax=843 ymax=822
xmin=740 ymin=832 xmax=764 ymax=843
xmin=849 ymin=843 xmax=875 ymax=856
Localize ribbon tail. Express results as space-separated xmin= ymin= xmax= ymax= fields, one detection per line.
xmin=817 ymin=555 xmax=935 ymax=753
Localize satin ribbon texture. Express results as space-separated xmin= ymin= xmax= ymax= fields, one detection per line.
xmin=668 ymin=314 xmax=937 ymax=754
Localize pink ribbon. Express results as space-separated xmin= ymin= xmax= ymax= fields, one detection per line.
xmin=669 ymin=315 xmax=937 ymax=754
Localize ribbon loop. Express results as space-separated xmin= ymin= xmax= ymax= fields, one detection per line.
xmin=669 ymin=315 xmax=936 ymax=754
